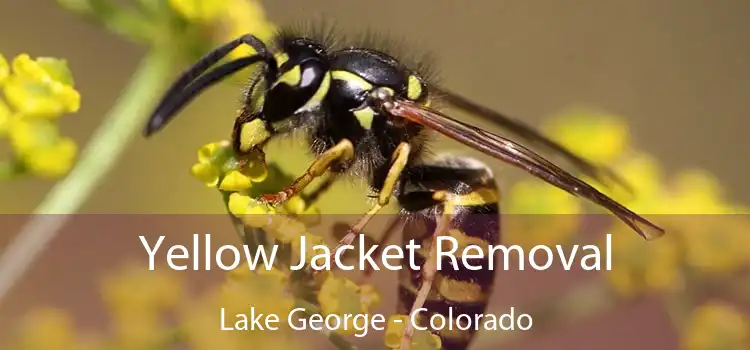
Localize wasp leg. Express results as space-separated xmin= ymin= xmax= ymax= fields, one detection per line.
xmin=332 ymin=142 xmax=411 ymax=250
xmin=400 ymin=194 xmax=454 ymax=350
xmin=260 ymin=139 xmax=355 ymax=205
xmin=357 ymin=216 xmax=403 ymax=284
xmin=301 ymin=172 xmax=340 ymax=208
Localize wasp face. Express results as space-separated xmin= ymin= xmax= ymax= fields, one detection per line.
xmin=261 ymin=37 xmax=331 ymax=124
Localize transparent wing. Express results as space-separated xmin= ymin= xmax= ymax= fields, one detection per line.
xmin=434 ymin=87 xmax=633 ymax=193
xmin=384 ymin=98 xmax=665 ymax=240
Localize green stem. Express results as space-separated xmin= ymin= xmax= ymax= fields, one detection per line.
xmin=0 ymin=50 xmax=173 ymax=304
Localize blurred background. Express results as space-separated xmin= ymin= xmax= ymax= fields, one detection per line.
xmin=0 ymin=0 xmax=748 ymax=349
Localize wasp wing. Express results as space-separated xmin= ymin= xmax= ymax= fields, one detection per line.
xmin=433 ymin=87 xmax=632 ymax=194
xmin=384 ymin=98 xmax=665 ymax=240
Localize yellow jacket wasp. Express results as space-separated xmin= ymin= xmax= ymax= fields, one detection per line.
xmin=144 ymin=25 xmax=665 ymax=350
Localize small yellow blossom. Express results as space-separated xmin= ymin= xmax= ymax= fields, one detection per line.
xmin=220 ymin=0 xmax=278 ymax=59
xmin=168 ymin=0 xmax=226 ymax=23
xmin=100 ymin=263 xmax=183 ymax=316
xmin=0 ymin=98 xmax=12 ymax=135
xmin=22 ymin=136 xmax=77 ymax=178
xmin=292 ymin=233 xmax=326 ymax=264
xmin=505 ymin=179 xmax=582 ymax=248
xmin=384 ymin=315 xmax=442 ymax=349
xmin=227 ymin=192 xmax=253 ymax=215
xmin=665 ymin=169 xmax=733 ymax=214
xmin=190 ymin=141 xmax=268 ymax=189
xmin=0 ymin=52 xmax=80 ymax=180
xmin=191 ymin=162 xmax=219 ymax=187
xmin=219 ymin=170 xmax=253 ymax=191
xmin=244 ymin=153 xmax=268 ymax=182
xmin=680 ymin=215 xmax=750 ymax=274
xmin=16 ymin=308 xmax=78 ymax=350
xmin=593 ymin=152 xmax=665 ymax=209
xmin=183 ymin=268 xmax=298 ymax=350
xmin=317 ymin=275 xmax=381 ymax=336
xmin=4 ymin=54 xmax=80 ymax=117
xmin=683 ymin=301 xmax=748 ymax=350
xmin=255 ymin=267 xmax=291 ymax=286
xmin=543 ymin=108 xmax=631 ymax=164
xmin=228 ymin=193 xmax=277 ymax=227
xmin=197 ymin=141 xmax=226 ymax=163
xmin=604 ymin=226 xmax=682 ymax=297
xmin=283 ymin=195 xmax=307 ymax=215
xmin=7 ymin=118 xmax=78 ymax=178
xmin=267 ymin=215 xmax=307 ymax=243
xmin=0 ymin=54 xmax=8 ymax=84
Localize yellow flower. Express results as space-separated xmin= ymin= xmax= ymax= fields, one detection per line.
xmin=168 ymin=0 xmax=226 ymax=23
xmin=182 ymin=269 xmax=298 ymax=350
xmin=0 ymin=54 xmax=8 ymax=85
xmin=384 ymin=315 xmax=442 ymax=349
xmin=219 ymin=170 xmax=253 ymax=191
xmin=197 ymin=141 xmax=227 ymax=163
xmin=317 ymin=275 xmax=382 ymax=336
xmin=680 ymin=215 xmax=750 ymax=274
xmin=292 ymin=232 xmax=326 ymax=263
xmin=604 ymin=225 xmax=682 ymax=297
xmin=100 ymin=263 xmax=183 ymax=316
xmin=23 ymin=136 xmax=77 ymax=178
xmin=191 ymin=162 xmax=220 ymax=187
xmin=7 ymin=118 xmax=78 ymax=178
xmin=507 ymin=179 xmax=583 ymax=215
xmin=15 ymin=308 xmax=78 ymax=350
xmin=543 ymin=108 xmax=631 ymax=164
xmin=505 ymin=179 xmax=582 ymax=248
xmin=283 ymin=195 xmax=307 ymax=215
xmin=219 ymin=0 xmax=277 ymax=59
xmin=665 ymin=169 xmax=732 ymax=214
xmin=683 ymin=301 xmax=748 ymax=350
xmin=0 ymin=98 xmax=12 ymax=135
xmin=266 ymin=215 xmax=307 ymax=243
xmin=190 ymin=141 xmax=267 ymax=189
xmin=4 ymin=54 xmax=80 ymax=118
xmin=599 ymin=152 xmax=665 ymax=210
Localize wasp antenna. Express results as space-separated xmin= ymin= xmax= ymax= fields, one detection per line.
xmin=144 ymin=56 xmax=269 ymax=136
xmin=144 ymin=34 xmax=276 ymax=137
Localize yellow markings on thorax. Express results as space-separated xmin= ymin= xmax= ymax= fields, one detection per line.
xmin=239 ymin=119 xmax=270 ymax=152
xmin=353 ymin=108 xmax=375 ymax=129
xmin=407 ymin=75 xmax=423 ymax=100
xmin=332 ymin=70 xmax=378 ymax=129
xmin=331 ymin=70 xmax=374 ymax=90
xmin=275 ymin=65 xmax=301 ymax=87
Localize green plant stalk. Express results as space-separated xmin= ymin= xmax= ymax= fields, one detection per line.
xmin=0 ymin=49 xmax=174 ymax=304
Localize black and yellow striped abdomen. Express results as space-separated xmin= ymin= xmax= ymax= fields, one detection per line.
xmin=396 ymin=157 xmax=501 ymax=350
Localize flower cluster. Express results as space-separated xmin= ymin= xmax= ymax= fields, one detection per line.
xmin=0 ymin=53 xmax=80 ymax=179
xmin=516 ymin=107 xmax=750 ymax=348
xmin=683 ymin=301 xmax=748 ymax=350
xmin=189 ymin=140 xmax=396 ymax=347
xmin=4 ymin=263 xmax=302 ymax=350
